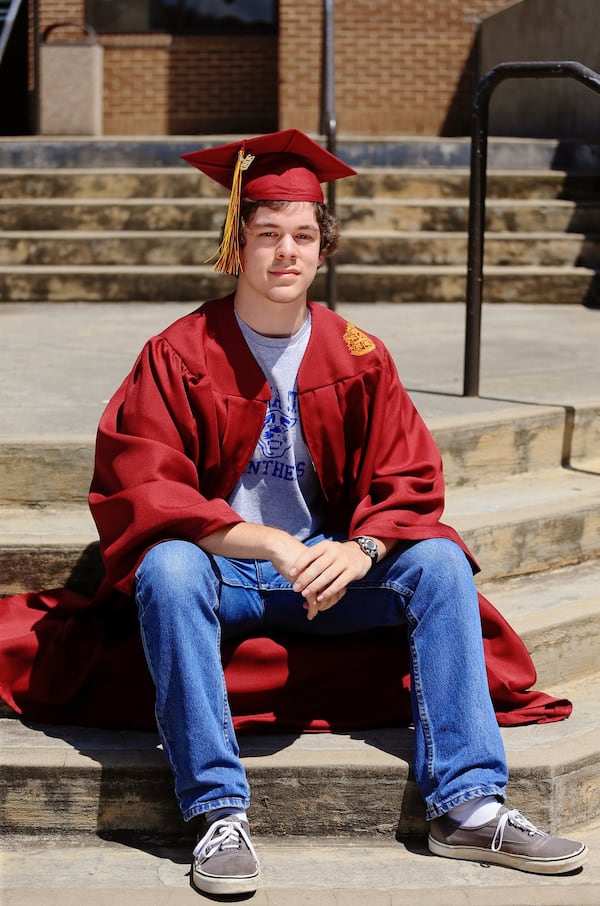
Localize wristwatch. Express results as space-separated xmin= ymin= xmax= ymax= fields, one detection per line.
xmin=350 ymin=536 xmax=379 ymax=568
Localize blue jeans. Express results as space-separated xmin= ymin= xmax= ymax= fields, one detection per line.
xmin=134 ymin=535 xmax=508 ymax=823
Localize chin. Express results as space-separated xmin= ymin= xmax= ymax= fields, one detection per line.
xmin=266 ymin=285 xmax=306 ymax=303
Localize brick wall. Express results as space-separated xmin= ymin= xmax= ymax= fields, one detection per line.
xmin=35 ymin=0 xmax=514 ymax=136
xmin=38 ymin=0 xmax=85 ymax=39
xmin=36 ymin=0 xmax=277 ymax=135
xmin=279 ymin=0 xmax=510 ymax=136
xmin=101 ymin=34 xmax=278 ymax=135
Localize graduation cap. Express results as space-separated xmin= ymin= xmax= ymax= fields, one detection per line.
xmin=182 ymin=129 xmax=356 ymax=275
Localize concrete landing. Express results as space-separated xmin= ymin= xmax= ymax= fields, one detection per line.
xmin=1 ymin=822 xmax=599 ymax=906
xmin=1 ymin=302 xmax=599 ymax=437
xmin=1 ymin=672 xmax=599 ymax=840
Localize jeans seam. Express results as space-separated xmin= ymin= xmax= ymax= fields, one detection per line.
xmin=218 ymin=620 xmax=235 ymax=753
xmin=406 ymin=605 xmax=437 ymax=790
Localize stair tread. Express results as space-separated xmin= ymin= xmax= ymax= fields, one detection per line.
xmin=1 ymin=672 xmax=598 ymax=769
xmin=445 ymin=462 xmax=600 ymax=521
xmin=2 ymin=822 xmax=599 ymax=904
xmin=479 ymin=559 xmax=600 ymax=620
xmin=1 ymin=504 xmax=597 ymax=617
xmin=0 ymin=505 xmax=97 ymax=541
xmin=1 ymin=464 xmax=598 ymax=540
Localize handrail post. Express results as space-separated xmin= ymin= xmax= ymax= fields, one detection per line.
xmin=463 ymin=60 xmax=600 ymax=397
xmin=322 ymin=0 xmax=337 ymax=310
xmin=463 ymin=73 xmax=492 ymax=397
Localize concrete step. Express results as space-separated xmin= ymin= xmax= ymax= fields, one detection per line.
xmin=341 ymin=168 xmax=600 ymax=202
xmin=2 ymin=403 xmax=599 ymax=506
xmin=2 ymin=300 xmax=597 ymax=434
xmin=0 ymin=167 xmax=599 ymax=201
xmin=0 ymin=505 xmax=100 ymax=596
xmin=0 ymin=198 xmax=228 ymax=232
xmin=444 ymin=462 xmax=600 ymax=579
xmin=1 ymin=671 xmax=598 ymax=840
xmin=1 ymin=463 xmax=599 ymax=592
xmin=1 ymin=540 xmax=597 ymax=697
xmin=340 ymin=199 xmax=600 ymax=233
xmin=342 ymin=231 xmax=600 ymax=268
xmin=478 ymin=560 xmax=600 ymax=689
xmin=331 ymin=264 xmax=599 ymax=304
xmin=2 ymin=197 xmax=600 ymax=233
xmin=2 ymin=229 xmax=599 ymax=268
xmin=2 ymin=821 xmax=599 ymax=906
xmin=0 ymin=263 xmax=598 ymax=305
xmin=1 ymin=135 xmax=599 ymax=171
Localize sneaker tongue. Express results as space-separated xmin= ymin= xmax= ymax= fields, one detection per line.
xmin=221 ymin=829 xmax=242 ymax=850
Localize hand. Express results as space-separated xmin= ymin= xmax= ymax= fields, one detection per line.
xmin=286 ymin=539 xmax=373 ymax=621
xmin=201 ymin=524 xmax=380 ymax=622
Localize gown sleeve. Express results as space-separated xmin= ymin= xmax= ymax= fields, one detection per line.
xmin=89 ymin=335 xmax=243 ymax=595
xmin=348 ymin=347 xmax=472 ymax=561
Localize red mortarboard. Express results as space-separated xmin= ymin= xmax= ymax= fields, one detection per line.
xmin=181 ymin=129 xmax=356 ymax=275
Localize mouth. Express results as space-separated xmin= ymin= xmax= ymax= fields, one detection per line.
xmin=270 ymin=267 xmax=300 ymax=277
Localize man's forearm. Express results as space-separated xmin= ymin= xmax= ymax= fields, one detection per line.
xmin=196 ymin=522 xmax=298 ymax=564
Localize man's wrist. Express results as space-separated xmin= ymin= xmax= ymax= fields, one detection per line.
xmin=348 ymin=535 xmax=379 ymax=568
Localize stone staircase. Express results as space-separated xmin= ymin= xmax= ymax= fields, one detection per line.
xmin=2 ymin=380 xmax=600 ymax=838
xmin=0 ymin=150 xmax=599 ymax=305
xmin=2 ymin=357 xmax=600 ymax=899
xmin=1 ymin=140 xmax=600 ymax=900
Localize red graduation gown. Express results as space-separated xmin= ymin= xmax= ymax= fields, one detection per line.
xmin=0 ymin=297 xmax=572 ymax=730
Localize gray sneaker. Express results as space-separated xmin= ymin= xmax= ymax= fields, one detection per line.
xmin=429 ymin=805 xmax=588 ymax=875
xmin=192 ymin=817 xmax=260 ymax=895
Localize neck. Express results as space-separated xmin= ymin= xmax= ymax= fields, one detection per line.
xmin=233 ymin=289 xmax=308 ymax=338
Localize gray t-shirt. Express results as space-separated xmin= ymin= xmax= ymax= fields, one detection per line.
xmin=227 ymin=312 xmax=325 ymax=540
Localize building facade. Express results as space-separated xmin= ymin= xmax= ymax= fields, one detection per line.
xmin=14 ymin=0 xmax=523 ymax=136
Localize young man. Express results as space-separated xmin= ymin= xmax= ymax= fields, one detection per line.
xmin=89 ymin=130 xmax=587 ymax=896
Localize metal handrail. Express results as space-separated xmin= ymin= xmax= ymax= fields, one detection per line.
xmin=463 ymin=60 xmax=600 ymax=397
xmin=322 ymin=0 xmax=337 ymax=309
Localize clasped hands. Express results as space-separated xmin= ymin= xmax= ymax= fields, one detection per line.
xmin=270 ymin=536 xmax=374 ymax=621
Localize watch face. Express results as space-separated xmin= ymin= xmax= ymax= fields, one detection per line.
xmin=356 ymin=536 xmax=377 ymax=560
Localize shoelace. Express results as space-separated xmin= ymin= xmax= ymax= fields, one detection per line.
xmin=491 ymin=809 xmax=548 ymax=852
xmin=193 ymin=818 xmax=258 ymax=863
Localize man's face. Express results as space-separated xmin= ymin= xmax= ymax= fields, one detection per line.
xmin=238 ymin=202 xmax=324 ymax=307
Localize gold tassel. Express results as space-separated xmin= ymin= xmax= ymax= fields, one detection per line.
xmin=211 ymin=148 xmax=255 ymax=276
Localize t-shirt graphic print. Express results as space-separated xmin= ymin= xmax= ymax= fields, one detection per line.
xmin=228 ymin=313 xmax=324 ymax=540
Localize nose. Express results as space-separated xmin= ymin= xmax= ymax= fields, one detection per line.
xmin=275 ymin=233 xmax=296 ymax=258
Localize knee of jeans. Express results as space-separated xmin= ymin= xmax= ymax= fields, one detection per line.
xmin=401 ymin=537 xmax=471 ymax=578
xmin=136 ymin=539 xmax=212 ymax=600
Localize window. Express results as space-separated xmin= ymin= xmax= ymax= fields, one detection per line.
xmin=87 ymin=0 xmax=277 ymax=34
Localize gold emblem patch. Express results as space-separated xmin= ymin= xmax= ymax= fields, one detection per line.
xmin=343 ymin=322 xmax=376 ymax=356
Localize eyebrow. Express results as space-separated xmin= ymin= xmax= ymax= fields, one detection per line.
xmin=249 ymin=219 xmax=319 ymax=233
